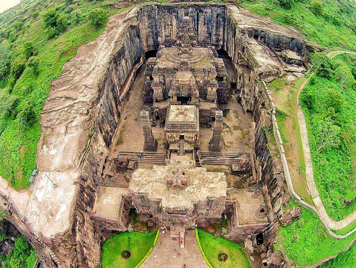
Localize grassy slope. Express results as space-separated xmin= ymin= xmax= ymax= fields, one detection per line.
xmin=321 ymin=239 xmax=356 ymax=268
xmin=0 ymin=0 xmax=133 ymax=189
xmin=239 ymin=0 xmax=356 ymax=50
xmin=276 ymin=200 xmax=356 ymax=266
xmin=301 ymin=54 xmax=356 ymax=220
xmin=101 ymin=232 xmax=156 ymax=268
xmin=197 ymin=229 xmax=251 ymax=268
xmin=269 ymin=77 xmax=312 ymax=205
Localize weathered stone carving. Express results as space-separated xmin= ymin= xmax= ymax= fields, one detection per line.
xmin=141 ymin=110 xmax=158 ymax=151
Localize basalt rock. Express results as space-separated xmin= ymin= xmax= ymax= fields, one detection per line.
xmin=0 ymin=3 xmax=312 ymax=267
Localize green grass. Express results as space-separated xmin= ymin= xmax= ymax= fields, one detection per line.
xmin=276 ymin=200 xmax=356 ymax=266
xmin=333 ymin=220 xmax=356 ymax=236
xmin=270 ymin=77 xmax=312 ymax=205
xmin=101 ymin=231 xmax=156 ymax=268
xmin=239 ymin=0 xmax=356 ymax=51
xmin=300 ymin=54 xmax=356 ymax=220
xmin=321 ymin=240 xmax=356 ymax=268
xmin=197 ymin=229 xmax=251 ymax=268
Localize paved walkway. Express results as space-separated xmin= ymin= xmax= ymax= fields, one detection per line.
xmin=296 ymin=51 xmax=356 ymax=232
xmin=140 ymin=230 xmax=209 ymax=268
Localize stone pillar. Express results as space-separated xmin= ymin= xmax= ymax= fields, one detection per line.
xmin=209 ymin=110 xmax=223 ymax=152
xmin=141 ymin=110 xmax=157 ymax=151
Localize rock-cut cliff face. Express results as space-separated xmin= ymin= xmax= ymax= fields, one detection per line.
xmin=0 ymin=3 xmax=310 ymax=267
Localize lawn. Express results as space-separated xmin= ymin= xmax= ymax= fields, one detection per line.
xmin=197 ymin=229 xmax=251 ymax=268
xmin=101 ymin=231 xmax=157 ymax=268
xmin=321 ymin=239 xmax=356 ymax=268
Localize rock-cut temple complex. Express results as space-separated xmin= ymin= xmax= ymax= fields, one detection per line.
xmin=0 ymin=3 xmax=313 ymax=267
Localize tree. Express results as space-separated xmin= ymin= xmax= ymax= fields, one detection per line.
xmin=335 ymin=65 xmax=355 ymax=90
xmin=6 ymin=237 xmax=33 ymax=268
xmin=43 ymin=8 xmax=58 ymax=29
xmin=13 ymin=21 xmax=24 ymax=31
xmin=88 ymin=8 xmax=108 ymax=28
xmin=278 ymin=0 xmax=294 ymax=9
xmin=317 ymin=54 xmax=333 ymax=79
xmin=0 ymin=42 xmax=10 ymax=80
xmin=23 ymin=42 xmax=34 ymax=60
xmin=27 ymin=56 xmax=39 ymax=76
xmin=56 ymin=14 xmax=68 ymax=33
xmin=70 ymin=9 xmax=83 ymax=26
xmin=314 ymin=117 xmax=341 ymax=153
xmin=10 ymin=58 xmax=26 ymax=80
xmin=311 ymin=0 xmax=323 ymax=16
xmin=18 ymin=102 xmax=37 ymax=129
xmin=301 ymin=87 xmax=315 ymax=111
xmin=325 ymin=89 xmax=344 ymax=113
xmin=43 ymin=8 xmax=68 ymax=37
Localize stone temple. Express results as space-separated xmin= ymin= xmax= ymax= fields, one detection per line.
xmin=0 ymin=3 xmax=312 ymax=268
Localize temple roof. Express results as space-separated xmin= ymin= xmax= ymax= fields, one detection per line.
xmin=129 ymin=160 xmax=227 ymax=211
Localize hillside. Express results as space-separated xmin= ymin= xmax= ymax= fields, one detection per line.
xmin=0 ymin=0 xmax=133 ymax=189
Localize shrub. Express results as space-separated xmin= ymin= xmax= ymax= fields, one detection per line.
xmin=8 ymin=32 xmax=17 ymax=43
xmin=23 ymin=42 xmax=35 ymax=60
xmin=10 ymin=58 xmax=26 ymax=80
xmin=56 ymin=14 xmax=69 ymax=33
xmin=311 ymin=0 xmax=323 ymax=16
xmin=27 ymin=56 xmax=39 ymax=76
xmin=31 ymin=11 xmax=39 ymax=19
xmin=5 ymin=237 xmax=34 ymax=268
xmin=0 ymin=42 xmax=10 ymax=79
xmin=13 ymin=21 xmax=24 ymax=31
xmin=325 ymin=89 xmax=344 ymax=113
xmin=43 ymin=8 xmax=68 ymax=36
xmin=18 ymin=102 xmax=37 ymax=129
xmin=46 ymin=27 xmax=59 ymax=39
xmin=88 ymin=8 xmax=108 ymax=28
xmin=71 ymin=10 xmax=83 ymax=26
xmin=301 ymin=87 xmax=315 ymax=111
xmin=278 ymin=0 xmax=294 ymax=9
xmin=2 ymin=95 xmax=20 ymax=119
xmin=334 ymin=65 xmax=356 ymax=90
xmin=314 ymin=116 xmax=341 ymax=153
xmin=43 ymin=8 xmax=58 ymax=28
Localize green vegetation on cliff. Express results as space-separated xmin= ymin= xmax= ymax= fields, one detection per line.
xmin=0 ymin=0 xmax=131 ymax=189
xmin=240 ymin=0 xmax=356 ymax=50
xmin=276 ymin=200 xmax=356 ymax=266
xmin=0 ymin=219 xmax=36 ymax=268
xmin=321 ymin=239 xmax=356 ymax=268
xmin=300 ymin=53 xmax=356 ymax=220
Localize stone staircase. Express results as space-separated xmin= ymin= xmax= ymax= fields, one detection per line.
xmin=117 ymin=151 xmax=166 ymax=165
xmin=200 ymin=152 xmax=250 ymax=166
